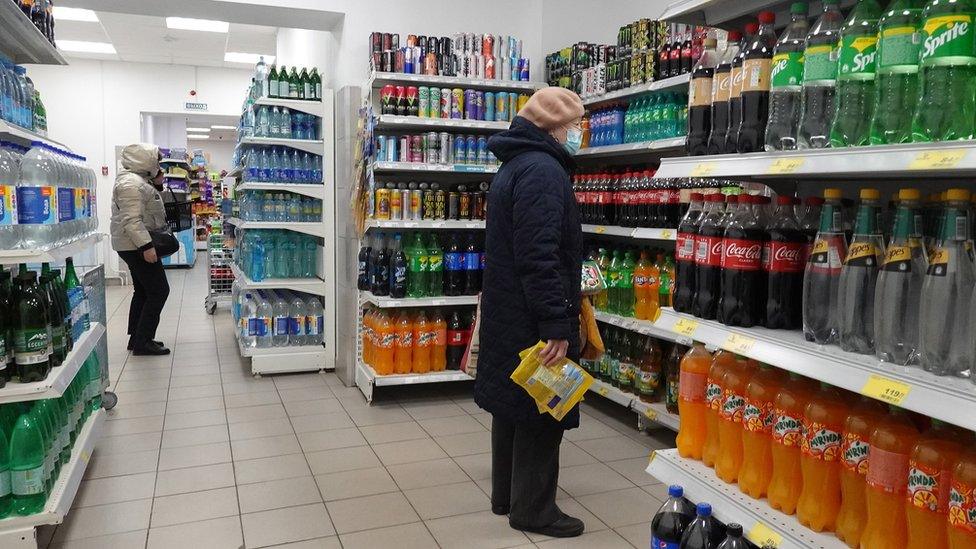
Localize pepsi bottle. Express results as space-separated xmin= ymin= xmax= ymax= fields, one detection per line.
xmin=444 ymin=233 xmax=464 ymax=296
xmin=679 ymin=503 xmax=725 ymax=549
xmin=371 ymin=233 xmax=390 ymax=296
xmin=651 ymin=485 xmax=696 ymax=549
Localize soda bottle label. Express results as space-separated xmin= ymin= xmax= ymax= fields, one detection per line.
xmin=772 ymin=409 xmax=803 ymax=447
xmin=729 ymin=66 xmax=744 ymax=99
xmin=764 ymin=241 xmax=805 ymax=273
xmin=445 ymin=252 xmax=463 ymax=271
xmin=927 ymin=248 xmax=950 ymax=276
xmin=771 ymin=51 xmax=804 ymax=88
xmin=397 ymin=330 xmax=412 ymax=348
xmin=800 ymin=421 xmax=842 ymax=461
xmin=274 ymin=317 xmax=289 ymax=336
xmin=711 ymin=70 xmax=732 ymax=103
xmin=844 ymin=242 xmax=880 ymax=267
xmin=949 ymin=481 xmax=976 ymax=533
xmin=921 ymin=15 xmax=976 ymax=64
xmin=743 ymin=398 xmax=774 ymax=433
xmin=636 ymin=369 xmax=660 ymax=395
xmin=651 ymin=538 xmax=680 ymax=549
xmin=14 ymin=328 xmax=49 ymax=365
xmin=841 ymin=432 xmax=870 ymax=475
xmin=721 ymin=238 xmax=763 ymax=271
xmin=695 ymin=235 xmax=723 ymax=267
xmin=0 ymin=185 xmax=17 ymax=226
xmin=804 ymin=44 xmax=839 ymax=82
xmin=11 ymin=465 xmax=44 ymax=495
xmin=690 ymin=76 xmax=713 ymax=107
xmin=881 ymin=245 xmax=913 ymax=271
xmin=866 ymin=445 xmax=910 ymax=493
xmin=16 ymin=186 xmax=57 ymax=225
xmin=741 ymin=58 xmax=772 ymax=93
xmin=719 ymin=388 xmax=745 ymax=422
xmin=879 ymin=26 xmax=922 ymax=69
xmin=705 ymin=378 xmax=723 ymax=410
xmin=907 ymin=460 xmax=950 ymax=512
xmin=678 ymin=369 xmax=707 ymax=403
xmin=676 ymin=233 xmax=695 ymax=261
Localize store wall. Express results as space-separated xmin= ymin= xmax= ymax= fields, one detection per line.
xmin=539 ymin=0 xmax=673 ymax=54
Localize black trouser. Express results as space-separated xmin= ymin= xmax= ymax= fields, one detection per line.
xmin=491 ymin=414 xmax=564 ymax=528
xmin=118 ymin=250 xmax=170 ymax=348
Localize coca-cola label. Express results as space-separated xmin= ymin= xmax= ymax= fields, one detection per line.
xmin=765 ymin=241 xmax=806 ymax=273
xmin=676 ymin=232 xmax=696 ymax=261
xmin=721 ymin=238 xmax=763 ymax=271
xmin=695 ymin=235 xmax=723 ymax=267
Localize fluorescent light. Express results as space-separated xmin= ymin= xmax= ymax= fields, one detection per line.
xmin=210 ymin=125 xmax=236 ymax=130
xmin=58 ymin=40 xmax=116 ymax=54
xmin=224 ymin=52 xmax=275 ymax=65
xmin=187 ymin=134 xmax=210 ymax=140
xmin=166 ymin=17 xmax=228 ymax=33
xmin=186 ymin=127 xmax=210 ymax=133
xmin=52 ymin=7 xmax=99 ymax=22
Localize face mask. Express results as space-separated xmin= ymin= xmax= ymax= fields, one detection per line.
xmin=563 ymin=127 xmax=583 ymax=155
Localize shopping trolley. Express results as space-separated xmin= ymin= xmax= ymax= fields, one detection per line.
xmin=205 ymin=232 xmax=235 ymax=314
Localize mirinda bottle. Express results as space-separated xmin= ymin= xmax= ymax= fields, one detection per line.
xmin=676 ymin=343 xmax=711 ymax=459
xmin=703 ymin=350 xmax=736 ymax=468
xmin=906 ymin=421 xmax=968 ymax=549
xmin=362 ymin=309 xmax=374 ymax=366
xmin=861 ymin=407 xmax=920 ymax=549
xmin=412 ymin=310 xmax=432 ymax=374
xmin=715 ymin=355 xmax=755 ymax=484
xmin=768 ymin=373 xmax=817 ymax=515
xmin=796 ymin=383 xmax=847 ymax=532
xmin=374 ymin=310 xmax=395 ymax=375
xmin=393 ymin=311 xmax=413 ymax=374
xmin=836 ymin=397 xmax=887 ymax=547
xmin=739 ymin=364 xmax=786 ymax=499
xmin=633 ymin=250 xmax=660 ymax=321
xmin=948 ymin=446 xmax=976 ymax=549
xmin=431 ymin=309 xmax=447 ymax=372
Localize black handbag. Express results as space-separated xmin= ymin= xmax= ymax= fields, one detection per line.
xmin=150 ymin=228 xmax=180 ymax=258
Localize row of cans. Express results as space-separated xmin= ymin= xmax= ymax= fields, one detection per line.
xmin=374 ymin=48 xmax=531 ymax=82
xmin=376 ymin=133 xmax=498 ymax=167
xmin=373 ymin=181 xmax=490 ymax=221
xmin=379 ymin=85 xmax=530 ymax=123
xmin=369 ymin=32 xmax=524 ymax=63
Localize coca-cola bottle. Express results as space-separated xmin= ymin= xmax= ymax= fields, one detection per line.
xmin=637 ymin=171 xmax=653 ymax=228
xmin=707 ymin=31 xmax=743 ymax=155
xmin=736 ymin=11 xmax=778 ymax=153
xmin=673 ymin=192 xmax=705 ymax=313
xmin=619 ymin=172 xmax=635 ymax=227
xmin=725 ymin=23 xmax=759 ymax=154
xmin=764 ymin=196 xmax=806 ymax=329
xmin=693 ymin=194 xmax=726 ymax=319
xmin=661 ymin=178 xmax=681 ymax=228
xmin=718 ymin=194 xmax=766 ymax=327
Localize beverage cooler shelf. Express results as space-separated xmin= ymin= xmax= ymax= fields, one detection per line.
xmin=237 ymin=182 xmax=326 ymax=200
xmin=0 ymin=0 xmax=66 ymax=65
xmin=226 ymin=217 xmax=327 ymax=239
xmin=646 ymin=449 xmax=845 ymax=549
xmin=375 ymin=115 xmax=510 ymax=132
xmin=582 ymin=225 xmax=676 ymax=241
xmin=368 ymin=71 xmax=544 ymax=92
xmin=0 ymin=119 xmax=72 ymax=150
xmin=229 ymin=263 xmax=329 ymax=297
xmin=371 ymin=161 xmax=499 ymax=174
xmin=360 ymin=291 xmax=479 ymax=309
xmin=0 ymin=323 xmax=105 ymax=405
xmin=588 ymin=379 xmax=681 ymax=432
xmin=581 ymin=73 xmax=690 ymax=107
xmin=355 ymin=360 xmax=472 ymax=403
xmin=574 ymin=137 xmax=687 ymax=159
xmin=240 ymin=136 xmax=325 ymax=156
xmin=0 ymin=233 xmax=103 ymax=265
xmin=253 ymin=96 xmax=325 ymax=117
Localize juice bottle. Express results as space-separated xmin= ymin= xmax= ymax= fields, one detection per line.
xmin=739 ymin=364 xmax=787 ymax=499
xmin=431 ymin=309 xmax=447 ymax=372
xmin=374 ymin=310 xmax=395 ymax=375
xmin=362 ymin=308 xmax=374 ymax=365
xmin=676 ymin=343 xmax=711 ymax=459
xmin=633 ymin=249 xmax=660 ymax=321
xmin=393 ymin=311 xmax=414 ymax=374
xmin=907 ymin=421 xmax=967 ymax=549
xmin=948 ymin=446 xmax=976 ymax=549
xmin=768 ymin=373 xmax=817 ymax=515
xmin=862 ymin=407 xmax=920 ymax=549
xmin=715 ymin=355 xmax=755 ymax=483
xmin=412 ymin=310 xmax=432 ymax=374
xmin=796 ymin=383 xmax=847 ymax=532
xmin=836 ymin=397 xmax=887 ymax=547
xmin=703 ymin=351 xmax=737 ymax=468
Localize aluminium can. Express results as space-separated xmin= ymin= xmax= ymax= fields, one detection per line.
xmin=465 ymin=135 xmax=478 ymax=164
xmin=451 ymin=88 xmax=464 ymax=119
xmin=484 ymin=92 xmax=495 ymax=121
xmin=459 ymin=191 xmax=471 ymax=220
xmin=476 ymin=136 xmax=488 ymax=164
xmin=409 ymin=188 xmax=422 ymax=220
xmin=434 ymin=190 xmax=447 ymax=219
xmin=453 ymin=136 xmax=466 ymax=164
xmin=417 ymin=86 xmax=430 ymax=118
xmin=463 ymin=90 xmax=476 ymax=120
xmin=424 ymin=132 xmax=440 ymax=164
xmin=440 ymin=88 xmax=451 ymax=119
xmin=429 ymin=87 xmax=441 ymax=119
xmin=447 ymin=192 xmax=460 ymax=220
xmin=422 ymin=189 xmax=436 ymax=220
xmin=439 ymin=132 xmax=452 ymax=164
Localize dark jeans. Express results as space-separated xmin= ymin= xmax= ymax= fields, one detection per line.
xmin=491 ymin=414 xmax=563 ymax=528
xmin=118 ymin=250 xmax=170 ymax=348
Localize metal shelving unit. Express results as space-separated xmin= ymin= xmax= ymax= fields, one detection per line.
xmin=0 ymin=1 xmax=66 ymax=65
xmin=236 ymin=182 xmax=326 ymax=200
xmin=574 ymin=136 xmax=687 ymax=159
xmin=0 ymin=233 xmax=103 ymax=264
xmin=582 ymin=225 xmax=677 ymax=241
xmin=366 ymin=219 xmax=485 ymax=231
xmin=375 ymin=114 xmax=510 ymax=132
xmin=226 ymin=217 xmax=327 ymax=239
xmin=360 ymin=291 xmax=479 ymax=309
xmin=240 ymin=136 xmax=324 ymax=156
xmin=368 ymin=71 xmax=544 ymax=92
xmin=355 ymin=361 xmax=472 ymax=403
xmin=229 ymin=262 xmax=328 ymax=298
xmin=371 ymin=161 xmax=499 ymax=174
xmin=253 ymin=96 xmax=325 ymax=117
xmin=0 ymin=119 xmax=72 ymax=151
xmin=581 ymin=73 xmax=691 ymax=107
xmin=0 ymin=323 xmax=105 ymax=405
xmin=588 ymin=378 xmax=681 ymax=432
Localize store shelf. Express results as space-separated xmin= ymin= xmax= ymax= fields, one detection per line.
xmin=240 ymin=136 xmax=324 ymax=156
xmin=253 ymin=96 xmax=324 ymax=117
xmin=0 ymin=409 xmax=105 ymax=534
xmin=226 ymin=217 xmax=326 ymax=238
xmin=372 ymin=161 xmax=498 ymax=174
xmin=581 ymin=73 xmax=691 ymax=107
xmin=237 ymin=182 xmax=326 ymax=200
xmin=0 ymin=233 xmax=103 ymax=265
xmin=582 ymin=225 xmax=677 ymax=241
xmin=361 ymin=291 xmax=478 ymax=308
xmin=588 ymin=379 xmax=681 ymax=432
xmin=235 ymin=330 xmax=331 ymax=375
xmin=0 ymin=119 xmax=72 ymax=151
xmin=230 ymin=263 xmax=329 ymax=297
xmin=650 ymin=307 xmax=976 ymax=432
xmin=369 ymin=71 xmax=544 ymax=92
xmin=160 ymin=158 xmax=191 ymax=166
xmin=0 ymin=0 xmax=66 ymax=65
xmin=376 ymin=114 xmax=510 ymax=132
xmin=574 ymin=137 xmax=687 ymax=159
xmin=358 ymin=361 xmax=472 ymax=387
xmin=595 ymin=310 xmax=692 ymax=346
xmin=227 ymin=166 xmax=243 ymax=179
xmin=0 ymin=323 xmax=104 ymax=404
xmin=655 ymin=141 xmax=976 ymax=180
xmin=164 ymin=173 xmax=189 ymax=180
xmin=365 ymin=219 xmax=485 ymax=230
xmin=647 ymin=449 xmax=844 ymax=549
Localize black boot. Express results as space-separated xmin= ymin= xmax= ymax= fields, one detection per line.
xmin=511 ymin=513 xmax=584 ymax=538
xmin=128 ymin=339 xmax=164 ymax=350
xmin=132 ymin=341 xmax=170 ymax=356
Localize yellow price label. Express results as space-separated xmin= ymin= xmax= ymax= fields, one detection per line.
xmin=673 ymin=318 xmax=699 ymax=337
xmin=909 ymin=149 xmax=967 ymax=170
xmin=766 ymin=157 xmax=805 ymax=174
xmin=648 ymin=450 xmax=657 ymax=465
xmin=595 ymin=226 xmax=607 ymax=234
xmin=644 ymin=408 xmax=658 ymax=421
xmin=690 ymin=162 xmax=715 ymax=177
xmin=723 ymin=333 xmax=756 ymax=355
xmin=860 ymin=374 xmax=912 ymax=405
xmin=747 ymin=522 xmax=782 ymax=548
xmin=659 ymin=229 xmax=673 ymax=239
xmin=597 ymin=386 xmax=609 ymax=397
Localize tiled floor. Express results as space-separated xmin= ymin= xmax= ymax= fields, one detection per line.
xmin=41 ymin=263 xmax=676 ymax=548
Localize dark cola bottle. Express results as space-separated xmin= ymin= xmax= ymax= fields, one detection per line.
xmin=662 ymin=178 xmax=682 ymax=228
xmin=724 ymin=23 xmax=758 ymax=154
xmin=717 ymin=194 xmax=766 ymax=327
xmin=687 ymin=38 xmax=719 ymax=156
xmin=736 ymin=11 xmax=777 ymax=153
xmin=679 ymin=503 xmax=726 ymax=549
xmin=692 ymin=194 xmax=726 ymax=320
xmin=764 ymin=196 xmax=806 ymax=329
xmin=673 ymin=193 xmax=706 ymax=313
xmin=651 ymin=485 xmax=696 ymax=548
xmin=619 ymin=172 xmax=635 ymax=228
xmin=707 ymin=31 xmax=743 ymax=155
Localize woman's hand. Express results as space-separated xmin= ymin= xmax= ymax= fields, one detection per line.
xmin=143 ymin=248 xmax=158 ymax=263
xmin=539 ymin=339 xmax=569 ymax=367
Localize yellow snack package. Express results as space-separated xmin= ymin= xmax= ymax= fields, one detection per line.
xmin=511 ymin=342 xmax=594 ymax=421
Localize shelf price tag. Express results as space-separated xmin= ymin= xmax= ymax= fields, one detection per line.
xmin=766 ymin=157 xmax=805 ymax=174
xmin=597 ymin=386 xmax=609 ymax=397
xmin=690 ymin=163 xmax=715 ymax=177
xmin=594 ymin=226 xmax=607 ymax=234
xmin=909 ymin=149 xmax=967 ymax=170
xmin=860 ymin=374 xmax=912 ymax=405
xmin=644 ymin=407 xmax=658 ymax=421
xmin=659 ymin=229 xmax=673 ymax=239
xmin=722 ymin=333 xmax=756 ymax=355
xmin=747 ymin=522 xmax=782 ymax=548
xmin=673 ymin=318 xmax=699 ymax=337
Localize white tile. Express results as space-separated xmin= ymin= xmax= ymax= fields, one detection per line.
xmin=347 ymin=404 xmax=413 ymax=426
xmin=284 ymin=398 xmax=346 ymax=417
xmin=305 ymin=446 xmax=381 ymax=475
xmin=274 ymin=373 xmax=329 ymax=389
xmin=403 ymin=480 xmax=491 ymax=519
xmin=242 ymin=503 xmax=336 ymax=547
xmin=614 ymin=523 xmax=651 ymax=549
xmin=387 ymin=458 xmax=471 ymax=490
xmin=339 ymin=522 xmax=437 ymax=549
xmin=237 ymin=476 xmax=324 ymax=513
xmin=426 ymin=510 xmax=531 ymax=549
xmin=232 ymin=433 xmax=303 ymax=461
xmin=225 ymin=390 xmax=281 ymax=408
xmin=235 ymin=453 xmax=312 ymax=485
xmin=104 ymin=401 xmax=166 ymax=420
xmin=314 ymin=466 xmax=398 ymax=501
xmin=53 ymin=499 xmax=153 ymax=542
xmin=574 ymin=435 xmax=654 ymax=462
xmin=74 ymin=472 xmax=156 ymax=508
xmin=576 ymin=487 xmax=662 ymax=528
xmin=453 ymin=452 xmax=492 ymax=481
xmin=107 ymin=388 xmax=169 ymax=404
xmin=290 ymin=411 xmax=355 ymax=433
xmin=434 ymin=432 xmax=491 ymax=457
xmin=372 ymin=438 xmax=448 ymax=466
xmin=160 ymin=424 xmax=229 ymax=448
xmin=97 ymin=432 xmax=162 ymax=454
xmin=163 ymin=409 xmax=227 ymax=431
xmin=147 ymin=516 xmax=242 ymax=549
xmin=163 ymin=395 xmax=224 ymax=414
xmin=325 ymin=491 xmax=419 ymax=534
xmin=559 ymin=442 xmax=599 ymax=467
xmin=154 ymin=462 xmax=236 ymax=497
xmin=606 ymin=457 xmax=659 ymax=486
xmin=278 ymin=385 xmax=335 ymax=402
xmin=225 ymin=403 xmax=287 ymax=424
xmin=229 ymin=417 xmax=295 ymax=440
xmin=297 ymin=427 xmax=367 ymax=453
xmin=48 ymin=530 xmax=147 ymax=549
xmin=102 ymin=415 xmax=164 ymax=437
xmin=418 ymin=415 xmax=487 ymax=437
xmin=157 ymin=441 xmax=231 ymax=471
xmin=534 ymin=529 xmax=632 ymax=548
xmin=401 ymin=400 xmax=468 ymax=420
xmin=558 ymin=463 xmax=634 ymax=498
xmin=359 ymin=421 xmax=429 ymax=445
xmin=169 ymin=373 xmax=222 ymax=387
xmin=168 ymin=383 xmax=223 ymax=400
xmin=86 ymin=449 xmax=159 ymax=479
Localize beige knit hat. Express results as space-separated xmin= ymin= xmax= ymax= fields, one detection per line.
xmin=518 ymin=87 xmax=584 ymax=131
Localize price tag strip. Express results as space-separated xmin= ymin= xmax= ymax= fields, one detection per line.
xmin=766 ymin=157 xmax=806 ymax=174
xmin=690 ymin=163 xmax=716 ymax=177
xmin=747 ymin=522 xmax=783 ymax=548
xmin=860 ymin=374 xmax=912 ymax=405
xmin=672 ymin=318 xmax=699 ymax=337
xmin=908 ymin=149 xmax=967 ymax=170
xmin=723 ymin=333 xmax=756 ymax=355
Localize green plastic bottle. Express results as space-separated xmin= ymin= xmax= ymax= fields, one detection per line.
xmin=51 ymin=269 xmax=73 ymax=353
xmin=0 ymin=412 xmax=11 ymax=519
xmin=426 ymin=234 xmax=443 ymax=298
xmin=87 ymin=354 xmax=102 ymax=413
xmin=619 ymin=250 xmax=637 ymax=317
xmin=13 ymin=272 xmax=51 ymax=383
xmin=9 ymin=409 xmax=45 ymax=515
xmin=407 ymin=232 xmax=428 ymax=299
xmin=39 ymin=274 xmax=65 ymax=368
xmin=607 ymin=249 xmax=623 ymax=313
xmin=869 ymin=0 xmax=925 ymax=144
xmin=830 ymin=0 xmax=884 ymax=147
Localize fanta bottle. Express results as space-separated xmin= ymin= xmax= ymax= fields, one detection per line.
xmin=703 ymin=350 xmax=737 ymax=468
xmin=393 ymin=311 xmax=414 ymax=374
xmin=768 ymin=373 xmax=817 ymax=515
xmin=862 ymin=407 xmax=920 ymax=549
xmin=739 ymin=364 xmax=787 ymax=499
xmin=413 ymin=310 xmax=432 ymax=374
xmin=948 ymin=446 xmax=976 ymax=549
xmin=634 ymin=250 xmax=660 ymax=321
xmin=431 ymin=309 xmax=447 ymax=371
xmin=362 ymin=309 xmax=374 ymax=365
xmin=906 ymin=421 xmax=967 ymax=549
xmin=715 ymin=355 xmax=756 ymax=483
xmin=796 ymin=383 xmax=847 ymax=532
xmin=836 ymin=397 xmax=887 ymax=547
xmin=374 ymin=311 xmax=396 ymax=375
xmin=676 ymin=343 xmax=711 ymax=459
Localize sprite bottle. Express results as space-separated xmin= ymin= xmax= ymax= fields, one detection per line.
xmin=765 ymin=2 xmax=811 ymax=151
xmin=870 ymin=0 xmax=925 ymax=144
xmin=798 ymin=0 xmax=845 ymax=148
xmin=912 ymin=0 xmax=976 ymax=141
xmin=830 ymin=0 xmax=884 ymax=147
xmin=13 ymin=272 xmax=51 ymax=383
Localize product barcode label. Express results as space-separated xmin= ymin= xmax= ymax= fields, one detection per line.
xmin=11 ymin=466 xmax=44 ymax=495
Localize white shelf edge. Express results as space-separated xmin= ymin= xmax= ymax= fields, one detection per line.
xmin=0 ymin=119 xmax=72 ymax=151
xmin=575 ymin=137 xmax=687 ymax=158
xmin=594 ymin=310 xmax=693 ymax=346
xmin=360 ymin=291 xmax=478 ymax=308
xmin=0 ymin=233 xmax=104 ymax=265
xmin=225 ymin=217 xmax=326 ymax=239
xmin=358 ymin=361 xmax=472 ymax=386
xmin=240 ymin=136 xmax=325 ymax=156
xmin=368 ymin=71 xmax=545 ymax=91
xmin=371 ymin=161 xmax=499 ymax=174
xmin=237 ymin=182 xmax=326 ymax=200
xmin=365 ymin=219 xmax=485 ymax=230
xmin=588 ymin=378 xmax=681 ymax=432
xmin=581 ymin=225 xmax=677 ymax=241
xmin=229 ymin=263 xmax=328 ymax=297
xmin=0 ymin=323 xmax=105 ymax=404
xmin=376 ymin=114 xmax=510 ymax=131
xmin=581 ymin=73 xmax=691 ymax=107
xmin=0 ymin=1 xmax=67 ymax=65
xmin=253 ymin=96 xmax=324 ymax=117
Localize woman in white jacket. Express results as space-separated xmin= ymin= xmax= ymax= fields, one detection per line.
xmin=110 ymin=143 xmax=171 ymax=356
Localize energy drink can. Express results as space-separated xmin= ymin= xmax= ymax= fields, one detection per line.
xmin=370 ymin=32 xmax=383 ymax=53
xmin=451 ymin=88 xmax=464 ymax=119
xmin=422 ymin=187 xmax=435 ymax=219
xmin=434 ymin=190 xmax=447 ymax=219
xmin=409 ymin=185 xmax=422 ymax=220
xmin=429 ymin=87 xmax=441 ymax=118
xmin=380 ymin=85 xmax=396 ymax=114
xmin=399 ymin=187 xmax=410 ymax=220
xmin=405 ymin=86 xmax=419 ymax=116
xmin=508 ymin=92 xmax=519 ymax=119
xmin=476 ymin=136 xmax=488 ymax=164
xmin=482 ymin=34 xmax=494 ymax=56
xmin=465 ymin=135 xmax=478 ymax=164
xmin=475 ymin=55 xmax=485 ymax=79
xmin=463 ymin=90 xmax=476 ymax=120
xmin=484 ymin=55 xmax=496 ymax=79
xmin=385 ymin=136 xmax=397 ymax=161
xmin=439 ymin=132 xmax=452 ymax=164
xmin=398 ymin=136 xmax=409 ymax=162
xmin=410 ymin=135 xmax=423 ymax=163
xmin=425 ymin=132 xmax=440 ymax=164
xmin=459 ymin=190 xmax=472 ymax=220
xmin=394 ymin=49 xmax=405 ymax=72
xmin=517 ymin=93 xmax=529 ymax=112
xmin=501 ymin=57 xmax=511 ymax=81
xmin=424 ymin=53 xmax=437 ymax=75
xmin=519 ymin=58 xmax=530 ymax=80
xmin=484 ymin=92 xmax=495 ymax=121
xmin=440 ymin=88 xmax=451 ymax=119
xmin=474 ymin=91 xmax=484 ymax=121
xmin=390 ymin=185 xmax=403 ymax=220
xmin=394 ymin=86 xmax=407 ymax=115
xmin=406 ymin=34 xmax=417 ymax=47
xmin=448 ymin=192 xmax=460 ymax=220
xmin=375 ymin=187 xmax=391 ymax=220
xmin=495 ymin=93 xmax=508 ymax=121
xmin=474 ymin=190 xmax=486 ymax=219
xmin=418 ymin=86 xmax=429 ymax=117
xmin=453 ymin=136 xmax=466 ymax=164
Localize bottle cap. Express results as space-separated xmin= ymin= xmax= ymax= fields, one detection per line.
xmin=691 ymin=192 xmax=704 ymax=201
xmin=791 ymin=3 xmax=808 ymax=15
xmin=745 ymin=22 xmax=760 ymax=34
xmin=898 ymin=188 xmax=921 ymax=201
xmin=708 ymin=193 xmax=724 ymax=202
xmin=776 ymin=195 xmax=794 ymax=205
xmin=823 ymin=188 xmax=843 ymax=199
xmin=804 ymin=196 xmax=825 ymax=206
xmin=859 ymin=188 xmax=880 ymax=200
xmin=696 ymin=503 xmax=712 ymax=516
xmin=726 ymin=194 xmax=739 ymax=204
xmin=727 ymin=30 xmax=743 ymax=41
xmin=668 ymin=485 xmax=684 ymax=498
xmin=726 ymin=523 xmax=744 ymax=536
xmin=758 ymin=11 xmax=776 ymax=24
xmin=947 ymin=188 xmax=971 ymax=201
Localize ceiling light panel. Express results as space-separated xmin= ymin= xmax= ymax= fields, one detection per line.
xmin=52 ymin=7 xmax=99 ymax=22
xmin=58 ymin=40 xmax=117 ymax=54
xmin=166 ymin=17 xmax=229 ymax=33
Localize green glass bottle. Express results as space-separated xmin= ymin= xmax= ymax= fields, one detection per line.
xmin=13 ymin=272 xmax=51 ymax=383
xmin=310 ymin=68 xmax=322 ymax=100
xmin=64 ymin=258 xmax=89 ymax=332
xmin=39 ymin=274 xmax=65 ymax=368
xmin=288 ymin=67 xmax=300 ymax=98
xmin=299 ymin=67 xmax=310 ymax=100
xmin=267 ymin=64 xmax=279 ymax=99
xmin=10 ymin=409 xmax=45 ymax=515
xmin=52 ymin=269 xmax=73 ymax=353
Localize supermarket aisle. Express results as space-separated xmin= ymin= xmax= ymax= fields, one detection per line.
xmin=46 ymin=262 xmax=675 ymax=549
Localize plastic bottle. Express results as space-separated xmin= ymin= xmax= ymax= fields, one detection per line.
xmin=715 ymin=524 xmax=749 ymax=549
xmin=707 ymin=31 xmax=742 ymax=154
xmin=679 ymin=503 xmax=724 ymax=549
xmin=371 ymin=233 xmax=390 ymax=296
xmin=739 ymin=364 xmax=787 ymax=499
xmin=768 ymin=374 xmax=817 ymax=515
xmin=948 ymin=446 xmax=976 ymax=549
xmin=715 ymin=355 xmax=755 ymax=483
xmin=829 ymin=0 xmax=884 ymax=147
xmin=795 ymin=383 xmax=847 ymax=532
xmin=869 ymin=0 xmax=925 ymax=144
xmin=306 ymin=297 xmax=323 ymax=346
xmin=0 ymin=142 xmax=21 ymax=249
xmin=676 ymin=343 xmax=711 ymax=460
xmin=736 ymin=12 xmax=778 ymax=153
xmin=272 ymin=290 xmax=290 ymax=347
xmin=446 ymin=310 xmax=466 ymax=371
xmin=703 ymin=351 xmax=736 ymax=468
xmin=861 ymin=408 xmax=920 ymax=549
xmin=412 ymin=310 xmax=432 ymax=374
xmin=618 ymin=250 xmax=636 ymax=317
xmin=905 ymin=421 xmax=967 ymax=549
xmin=393 ymin=311 xmax=413 ymax=375
xmin=765 ymin=3 xmax=811 ymax=151
xmin=426 ymin=234 xmax=443 ymax=298
xmin=693 ymin=194 xmax=726 ymax=320
xmin=913 ymin=0 xmax=976 ymax=142
xmin=289 ymin=294 xmax=307 ymax=346
xmin=431 ymin=309 xmax=447 ymax=372
xmin=8 ymin=410 xmax=44 ymax=516
xmin=725 ymin=23 xmax=758 ymax=154
xmin=798 ymin=0 xmax=845 ymax=148
xmin=18 ymin=142 xmax=56 ymax=248
xmin=717 ymin=194 xmax=766 ymax=327
xmin=373 ymin=310 xmax=395 ymax=375
xmin=634 ymin=249 xmax=659 ymax=320
xmin=13 ymin=271 xmax=50 ymax=382
xmin=687 ymin=38 xmax=719 ymax=156
xmin=389 ymin=233 xmax=407 ymax=299
xmin=406 ymin=232 xmax=427 ymax=298
xmin=802 ymin=188 xmax=847 ymax=343
xmin=444 ymin=233 xmax=463 ymax=296
xmin=650 ymin=485 xmax=696 ymax=548
xmin=674 ymin=193 xmax=704 ymax=313
xmin=838 ymin=188 xmax=885 ymax=354
xmin=836 ymin=398 xmax=888 ymax=546
xmin=255 ymin=292 xmax=273 ymax=348
xmin=463 ymin=233 xmax=481 ymax=295
xmin=240 ymin=292 xmax=258 ymax=348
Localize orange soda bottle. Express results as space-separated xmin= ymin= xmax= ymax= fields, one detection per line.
xmin=374 ymin=310 xmax=396 ymax=375
xmin=906 ymin=421 xmax=969 ymax=549
xmin=836 ymin=397 xmax=887 ymax=547
xmin=861 ymin=407 xmax=920 ymax=549
xmin=413 ymin=310 xmax=433 ymax=374
xmin=767 ymin=373 xmax=817 ymax=515
xmin=431 ymin=309 xmax=447 ymax=372
xmin=393 ymin=311 xmax=414 ymax=374
xmin=675 ymin=343 xmax=711 ymax=459
xmin=362 ymin=308 xmax=373 ymax=365
xmin=739 ymin=364 xmax=787 ymax=499
xmin=703 ymin=351 xmax=736 ymax=468
xmin=796 ymin=383 xmax=847 ymax=532
xmin=948 ymin=446 xmax=976 ymax=549
xmin=633 ymin=250 xmax=660 ymax=321
xmin=714 ymin=355 xmax=755 ymax=483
